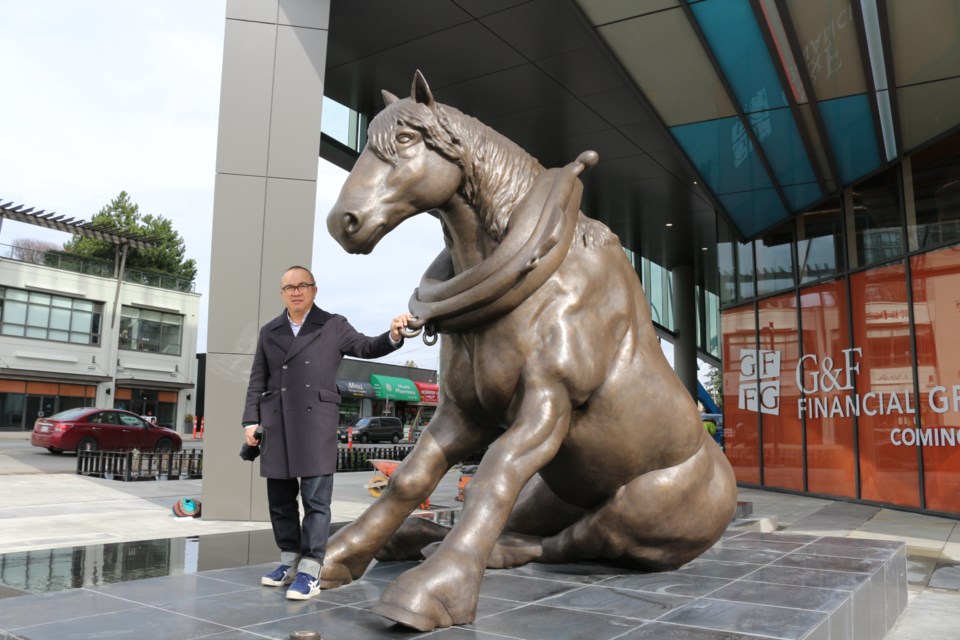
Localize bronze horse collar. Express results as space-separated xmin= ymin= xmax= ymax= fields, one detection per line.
xmin=408 ymin=150 xmax=598 ymax=336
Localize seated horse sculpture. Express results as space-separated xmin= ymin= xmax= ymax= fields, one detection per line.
xmin=324 ymin=70 xmax=737 ymax=632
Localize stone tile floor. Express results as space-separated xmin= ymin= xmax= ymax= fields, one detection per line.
xmin=0 ymin=529 xmax=909 ymax=640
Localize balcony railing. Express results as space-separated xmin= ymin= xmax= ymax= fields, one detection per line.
xmin=1 ymin=243 xmax=195 ymax=292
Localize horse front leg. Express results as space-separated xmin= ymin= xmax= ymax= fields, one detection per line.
xmin=373 ymin=383 xmax=571 ymax=631
xmin=320 ymin=401 xmax=491 ymax=589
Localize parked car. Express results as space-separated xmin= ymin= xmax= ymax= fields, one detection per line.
xmin=337 ymin=416 xmax=405 ymax=444
xmin=30 ymin=407 xmax=183 ymax=454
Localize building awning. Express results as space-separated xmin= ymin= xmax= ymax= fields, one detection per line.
xmin=336 ymin=378 xmax=377 ymax=398
xmin=115 ymin=379 xmax=195 ymax=391
xmin=369 ymin=374 xmax=420 ymax=402
xmin=414 ymin=381 xmax=439 ymax=406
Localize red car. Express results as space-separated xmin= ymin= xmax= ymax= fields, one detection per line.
xmin=30 ymin=408 xmax=183 ymax=454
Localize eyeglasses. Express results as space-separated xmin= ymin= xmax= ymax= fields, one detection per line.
xmin=281 ymin=282 xmax=316 ymax=293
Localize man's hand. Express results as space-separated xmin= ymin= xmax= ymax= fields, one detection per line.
xmin=389 ymin=313 xmax=416 ymax=342
xmin=244 ymin=424 xmax=261 ymax=446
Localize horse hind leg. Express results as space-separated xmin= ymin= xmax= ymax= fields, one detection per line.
xmin=484 ymin=473 xmax=586 ymax=568
xmin=376 ymin=517 xmax=452 ymax=561
xmin=377 ymin=473 xmax=584 ymax=567
xmin=539 ymin=442 xmax=736 ymax=570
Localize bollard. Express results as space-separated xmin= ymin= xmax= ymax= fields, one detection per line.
xmin=192 ymin=416 xmax=198 ymax=439
xmin=347 ymin=426 xmax=353 ymax=450
xmin=199 ymin=416 xmax=205 ymax=438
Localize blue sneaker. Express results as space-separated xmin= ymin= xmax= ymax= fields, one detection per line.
xmin=261 ymin=564 xmax=294 ymax=587
xmin=286 ymin=572 xmax=321 ymax=600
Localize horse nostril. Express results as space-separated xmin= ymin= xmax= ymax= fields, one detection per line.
xmin=343 ymin=212 xmax=360 ymax=234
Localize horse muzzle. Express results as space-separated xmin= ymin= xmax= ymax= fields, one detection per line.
xmin=326 ymin=208 xmax=385 ymax=254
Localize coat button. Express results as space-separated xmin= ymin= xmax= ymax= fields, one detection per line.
xmin=282 ymin=365 xmax=288 ymax=370
xmin=307 ymin=407 xmax=312 ymax=412
xmin=305 ymin=383 xmax=310 ymax=388
xmin=305 ymin=361 xmax=310 ymax=365
xmin=281 ymin=387 xmax=286 ymax=392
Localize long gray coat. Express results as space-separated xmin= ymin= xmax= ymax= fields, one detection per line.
xmin=242 ymin=304 xmax=398 ymax=478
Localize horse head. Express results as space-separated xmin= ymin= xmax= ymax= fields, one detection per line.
xmin=327 ymin=71 xmax=464 ymax=255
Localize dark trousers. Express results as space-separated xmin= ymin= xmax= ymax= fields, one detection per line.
xmin=266 ymin=474 xmax=334 ymax=577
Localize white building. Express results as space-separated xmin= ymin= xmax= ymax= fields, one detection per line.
xmin=0 ymin=206 xmax=200 ymax=433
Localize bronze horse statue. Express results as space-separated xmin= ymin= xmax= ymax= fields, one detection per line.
xmin=324 ymin=71 xmax=736 ymax=632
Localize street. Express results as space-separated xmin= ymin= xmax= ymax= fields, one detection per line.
xmin=0 ymin=435 xmax=204 ymax=475
xmin=0 ymin=435 xmax=406 ymax=476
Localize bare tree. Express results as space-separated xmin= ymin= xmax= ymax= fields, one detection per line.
xmin=10 ymin=238 xmax=62 ymax=263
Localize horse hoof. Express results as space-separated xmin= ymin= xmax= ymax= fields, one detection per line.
xmin=373 ymin=600 xmax=450 ymax=632
xmin=373 ymin=576 xmax=473 ymax=631
xmin=318 ymin=562 xmax=354 ymax=590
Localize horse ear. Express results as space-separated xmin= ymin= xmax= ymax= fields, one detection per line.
xmin=411 ymin=70 xmax=436 ymax=107
xmin=382 ymin=90 xmax=400 ymax=106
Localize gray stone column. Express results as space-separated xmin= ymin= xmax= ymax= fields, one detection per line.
xmin=672 ymin=264 xmax=698 ymax=401
xmin=202 ymin=0 xmax=330 ymax=521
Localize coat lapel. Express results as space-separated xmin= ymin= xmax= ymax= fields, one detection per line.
xmin=283 ymin=305 xmax=330 ymax=362
xmin=266 ymin=313 xmax=295 ymax=355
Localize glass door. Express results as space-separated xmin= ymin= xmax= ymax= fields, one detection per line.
xmin=24 ymin=395 xmax=57 ymax=426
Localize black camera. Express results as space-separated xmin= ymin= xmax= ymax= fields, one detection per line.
xmin=239 ymin=427 xmax=263 ymax=462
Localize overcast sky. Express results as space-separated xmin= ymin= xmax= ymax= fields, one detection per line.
xmin=0 ymin=2 xmax=696 ymax=379
xmin=0 ymin=1 xmax=445 ymax=371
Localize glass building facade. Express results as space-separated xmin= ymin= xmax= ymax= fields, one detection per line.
xmin=720 ymin=130 xmax=960 ymax=516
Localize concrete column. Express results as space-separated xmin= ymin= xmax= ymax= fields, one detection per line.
xmin=672 ymin=264 xmax=698 ymax=401
xmin=202 ymin=0 xmax=330 ymax=521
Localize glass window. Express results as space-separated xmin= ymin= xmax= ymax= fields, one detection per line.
xmin=896 ymin=77 xmax=960 ymax=152
xmin=799 ymin=279 xmax=856 ymax=498
xmin=720 ymin=303 xmax=761 ymax=484
xmin=641 ymin=258 xmax=674 ymax=331
xmin=597 ymin=7 xmax=737 ymax=127
xmin=119 ymin=307 xmax=183 ymax=356
xmin=5 ymin=301 xmax=27 ymax=324
xmin=1 ymin=393 xmax=25 ymax=431
xmin=852 ymin=166 xmax=904 ymax=267
xmin=910 ymin=247 xmax=960 ymax=513
xmin=0 ymin=287 xmax=102 ymax=345
xmin=755 ymin=223 xmax=795 ymax=297
xmin=850 ymin=262 xmax=920 ymax=508
xmin=49 ymin=308 xmax=70 ymax=331
xmin=886 ymin=0 xmax=960 ymax=87
xmin=27 ymin=304 xmax=50 ymax=327
xmin=784 ymin=0 xmax=868 ymax=100
xmin=758 ymin=293 xmax=803 ymax=491
xmin=5 ymin=289 xmax=28 ymax=301
xmin=718 ymin=217 xmax=739 ymax=305
xmin=909 ymin=131 xmax=960 ymax=250
xmin=798 ymin=198 xmax=845 ymax=283
xmin=738 ymin=238 xmax=756 ymax=300
xmin=704 ymin=289 xmax=720 ymax=358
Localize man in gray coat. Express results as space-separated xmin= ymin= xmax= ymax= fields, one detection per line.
xmin=242 ymin=265 xmax=412 ymax=600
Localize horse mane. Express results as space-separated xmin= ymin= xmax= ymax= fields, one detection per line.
xmin=368 ymin=99 xmax=544 ymax=241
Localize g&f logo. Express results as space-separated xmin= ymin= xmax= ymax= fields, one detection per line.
xmin=738 ymin=349 xmax=781 ymax=415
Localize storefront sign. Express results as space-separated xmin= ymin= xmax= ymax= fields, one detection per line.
xmin=738 ymin=346 xmax=960 ymax=448
xmin=336 ymin=379 xmax=377 ymax=398
xmin=414 ymin=381 xmax=439 ymax=406
xmin=370 ymin=374 xmax=420 ymax=402
xmin=737 ymin=349 xmax=781 ymax=415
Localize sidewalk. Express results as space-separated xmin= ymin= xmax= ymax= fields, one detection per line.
xmin=0 ymin=465 xmax=462 ymax=556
